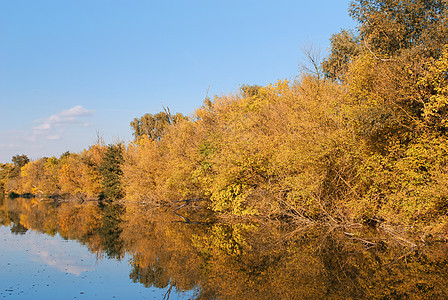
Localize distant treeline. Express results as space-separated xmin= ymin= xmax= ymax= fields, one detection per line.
xmin=2 ymin=0 xmax=448 ymax=236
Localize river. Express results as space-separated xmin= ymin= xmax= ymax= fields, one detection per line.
xmin=1 ymin=196 xmax=447 ymax=299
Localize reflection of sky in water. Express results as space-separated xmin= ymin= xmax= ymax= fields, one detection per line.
xmin=0 ymin=225 xmax=194 ymax=299
xmin=29 ymin=244 xmax=94 ymax=276
xmin=12 ymin=235 xmax=95 ymax=276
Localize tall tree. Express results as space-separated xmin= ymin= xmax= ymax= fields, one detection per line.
xmin=11 ymin=154 xmax=29 ymax=177
xmin=130 ymin=109 xmax=186 ymax=141
xmin=349 ymin=0 xmax=448 ymax=57
xmin=322 ymin=30 xmax=361 ymax=80
xmin=99 ymin=144 xmax=124 ymax=202
xmin=324 ymin=0 xmax=448 ymax=80
xmin=0 ymin=163 xmax=13 ymax=194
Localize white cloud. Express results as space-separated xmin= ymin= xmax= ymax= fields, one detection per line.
xmin=32 ymin=105 xmax=94 ymax=141
xmin=0 ymin=106 xmax=95 ymax=162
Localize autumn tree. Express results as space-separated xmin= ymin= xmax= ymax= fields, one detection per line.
xmin=0 ymin=163 xmax=13 ymax=194
xmin=19 ymin=157 xmax=60 ymax=196
xmin=11 ymin=154 xmax=29 ymax=177
xmin=325 ymin=1 xmax=448 ymax=227
xmin=349 ymin=0 xmax=448 ymax=57
xmin=322 ymin=29 xmax=361 ymax=80
xmin=324 ymin=0 xmax=448 ymax=80
xmin=130 ymin=109 xmax=187 ymax=141
xmin=58 ymin=152 xmax=102 ymax=197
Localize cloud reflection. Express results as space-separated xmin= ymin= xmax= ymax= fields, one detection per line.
xmin=26 ymin=234 xmax=96 ymax=276
xmin=33 ymin=249 xmax=93 ymax=276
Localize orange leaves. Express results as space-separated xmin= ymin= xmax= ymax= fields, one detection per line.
xmin=122 ymin=136 xmax=162 ymax=205
xmin=11 ymin=147 xmax=104 ymax=198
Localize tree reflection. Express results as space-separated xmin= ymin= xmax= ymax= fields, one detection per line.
xmin=10 ymin=222 xmax=28 ymax=235
xmin=2 ymin=197 xmax=448 ymax=299
xmin=97 ymin=202 xmax=125 ymax=259
xmin=0 ymin=197 xmax=125 ymax=259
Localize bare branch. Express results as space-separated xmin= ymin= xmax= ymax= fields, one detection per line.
xmin=300 ymin=43 xmax=323 ymax=80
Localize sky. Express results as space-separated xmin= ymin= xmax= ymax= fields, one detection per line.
xmin=0 ymin=0 xmax=357 ymax=163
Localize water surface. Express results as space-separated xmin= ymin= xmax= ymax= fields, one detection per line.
xmin=1 ymin=197 xmax=448 ymax=299
xmin=0 ymin=226 xmax=193 ymax=299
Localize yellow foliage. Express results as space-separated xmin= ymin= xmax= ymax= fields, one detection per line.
xmin=19 ymin=159 xmax=59 ymax=195
xmin=122 ymin=77 xmax=355 ymax=222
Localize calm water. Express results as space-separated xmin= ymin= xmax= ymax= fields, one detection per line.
xmin=1 ymin=197 xmax=448 ymax=299
xmin=0 ymin=226 xmax=194 ymax=299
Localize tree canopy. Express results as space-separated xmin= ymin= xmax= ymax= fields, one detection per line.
xmin=130 ymin=109 xmax=187 ymax=141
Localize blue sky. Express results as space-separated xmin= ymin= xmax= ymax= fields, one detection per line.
xmin=0 ymin=0 xmax=357 ymax=163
